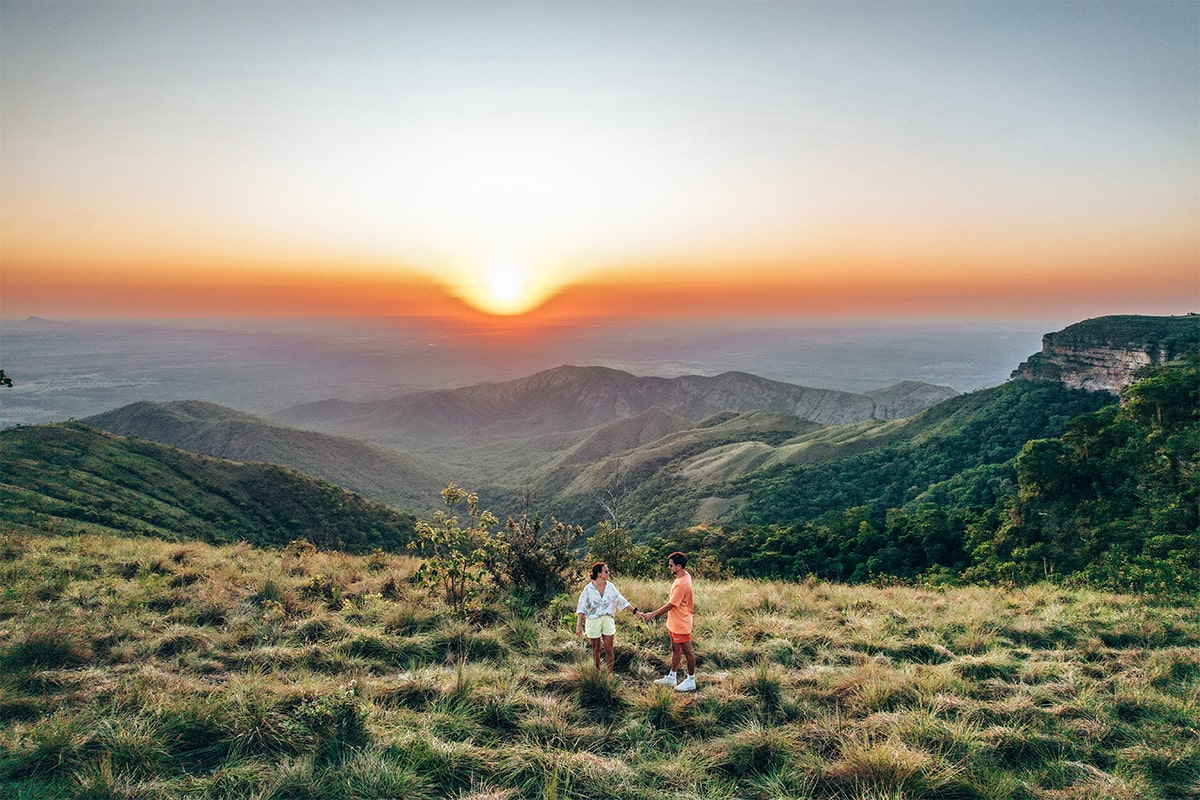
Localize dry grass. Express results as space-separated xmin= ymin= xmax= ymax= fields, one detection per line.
xmin=1 ymin=529 xmax=1197 ymax=800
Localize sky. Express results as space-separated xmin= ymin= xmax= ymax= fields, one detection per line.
xmin=1 ymin=0 xmax=1197 ymax=325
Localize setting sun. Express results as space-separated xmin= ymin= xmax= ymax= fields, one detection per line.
xmin=474 ymin=259 xmax=538 ymax=315
xmin=443 ymin=255 xmax=570 ymax=317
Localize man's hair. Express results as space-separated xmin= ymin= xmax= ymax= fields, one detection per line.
xmin=591 ymin=561 xmax=607 ymax=579
xmin=668 ymin=551 xmax=687 ymax=568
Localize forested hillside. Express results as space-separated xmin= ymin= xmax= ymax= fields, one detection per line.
xmin=0 ymin=422 xmax=418 ymax=553
xmin=566 ymin=375 xmax=1113 ymax=536
xmin=734 ymin=379 xmax=1114 ymax=526
xmin=650 ymin=357 xmax=1198 ymax=594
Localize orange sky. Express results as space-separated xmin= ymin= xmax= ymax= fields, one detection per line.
xmin=3 ymin=254 xmax=1191 ymax=327
xmin=1 ymin=2 xmax=1197 ymax=324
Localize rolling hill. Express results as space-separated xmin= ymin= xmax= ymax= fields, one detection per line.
xmin=263 ymin=365 xmax=957 ymax=490
xmin=77 ymin=369 xmax=956 ymax=517
xmin=0 ymin=421 xmax=419 ymax=553
xmin=84 ymin=400 xmax=448 ymax=514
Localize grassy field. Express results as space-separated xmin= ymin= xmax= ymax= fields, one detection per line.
xmin=1 ymin=530 xmax=1197 ymax=799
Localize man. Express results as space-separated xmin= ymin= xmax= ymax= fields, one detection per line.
xmin=639 ymin=551 xmax=697 ymax=691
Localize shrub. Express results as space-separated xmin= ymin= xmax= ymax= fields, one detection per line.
xmin=294 ymin=682 xmax=369 ymax=765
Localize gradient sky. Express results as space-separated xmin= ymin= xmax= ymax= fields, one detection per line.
xmin=1 ymin=0 xmax=1197 ymax=323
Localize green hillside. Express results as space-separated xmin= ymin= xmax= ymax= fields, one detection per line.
xmin=652 ymin=357 xmax=1198 ymax=593
xmin=84 ymin=400 xmax=448 ymax=515
xmin=0 ymin=422 xmax=418 ymax=554
xmin=733 ymin=379 xmax=1114 ymax=527
xmin=594 ymin=377 xmax=1112 ymax=536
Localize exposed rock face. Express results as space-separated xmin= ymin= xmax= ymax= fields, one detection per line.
xmin=1011 ymin=314 xmax=1199 ymax=394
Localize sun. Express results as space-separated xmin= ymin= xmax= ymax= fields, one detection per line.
xmin=461 ymin=259 xmax=545 ymax=316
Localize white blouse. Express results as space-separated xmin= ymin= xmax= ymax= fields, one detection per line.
xmin=575 ymin=581 xmax=632 ymax=619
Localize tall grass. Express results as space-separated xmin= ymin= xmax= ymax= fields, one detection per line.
xmin=1 ymin=529 xmax=1197 ymax=799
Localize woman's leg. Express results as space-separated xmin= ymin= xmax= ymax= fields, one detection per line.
xmin=601 ymin=634 xmax=615 ymax=670
xmin=589 ymin=637 xmax=602 ymax=668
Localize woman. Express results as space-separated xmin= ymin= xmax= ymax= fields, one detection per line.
xmin=575 ymin=561 xmax=638 ymax=671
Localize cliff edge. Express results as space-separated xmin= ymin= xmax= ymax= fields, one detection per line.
xmin=1011 ymin=314 xmax=1199 ymax=394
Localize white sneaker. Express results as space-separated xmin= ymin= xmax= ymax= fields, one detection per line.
xmin=674 ymin=676 xmax=697 ymax=692
xmin=653 ymin=674 xmax=678 ymax=686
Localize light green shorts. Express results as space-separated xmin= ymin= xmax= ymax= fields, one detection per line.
xmin=585 ymin=615 xmax=616 ymax=638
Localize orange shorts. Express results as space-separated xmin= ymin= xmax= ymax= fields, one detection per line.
xmin=670 ymin=631 xmax=691 ymax=644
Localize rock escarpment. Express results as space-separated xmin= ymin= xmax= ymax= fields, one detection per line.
xmin=1012 ymin=314 xmax=1199 ymax=394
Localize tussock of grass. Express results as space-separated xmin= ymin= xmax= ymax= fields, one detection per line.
xmin=710 ymin=719 xmax=800 ymax=778
xmin=576 ymin=665 xmax=625 ymax=710
xmin=1 ymin=531 xmax=1198 ymax=799
xmin=0 ymin=625 xmax=93 ymax=673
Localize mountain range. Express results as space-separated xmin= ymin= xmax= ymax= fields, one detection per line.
xmin=82 ymin=366 xmax=957 ymax=517
xmin=4 ymin=313 xmax=1195 ymax=545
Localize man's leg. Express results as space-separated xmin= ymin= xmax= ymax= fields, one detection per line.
xmin=681 ymin=641 xmax=696 ymax=675
xmin=673 ymin=640 xmax=698 ymax=691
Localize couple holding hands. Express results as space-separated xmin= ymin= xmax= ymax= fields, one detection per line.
xmin=574 ymin=551 xmax=697 ymax=692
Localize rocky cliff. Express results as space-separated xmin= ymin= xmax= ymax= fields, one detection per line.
xmin=1011 ymin=314 xmax=1199 ymax=394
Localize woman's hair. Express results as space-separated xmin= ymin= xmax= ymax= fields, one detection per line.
xmin=668 ymin=551 xmax=687 ymax=568
xmin=590 ymin=561 xmax=607 ymax=579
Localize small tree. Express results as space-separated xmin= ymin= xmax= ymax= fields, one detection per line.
xmin=407 ymin=484 xmax=500 ymax=616
xmin=587 ymin=521 xmax=655 ymax=578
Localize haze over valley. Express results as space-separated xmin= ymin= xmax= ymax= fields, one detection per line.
xmin=1 ymin=316 xmax=1053 ymax=430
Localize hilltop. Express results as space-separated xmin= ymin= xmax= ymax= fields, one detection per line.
xmin=1 ymin=531 xmax=1196 ymax=799
xmin=1 ymin=314 xmax=1197 ymax=799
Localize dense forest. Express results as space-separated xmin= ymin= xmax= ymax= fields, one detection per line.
xmin=646 ymin=357 xmax=1198 ymax=595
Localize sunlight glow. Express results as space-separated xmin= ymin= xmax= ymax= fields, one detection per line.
xmin=459 ymin=258 xmax=549 ymax=316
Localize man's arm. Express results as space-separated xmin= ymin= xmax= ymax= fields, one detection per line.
xmin=641 ymin=601 xmax=675 ymax=620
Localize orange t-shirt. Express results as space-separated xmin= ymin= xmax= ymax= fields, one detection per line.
xmin=666 ymin=571 xmax=693 ymax=636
